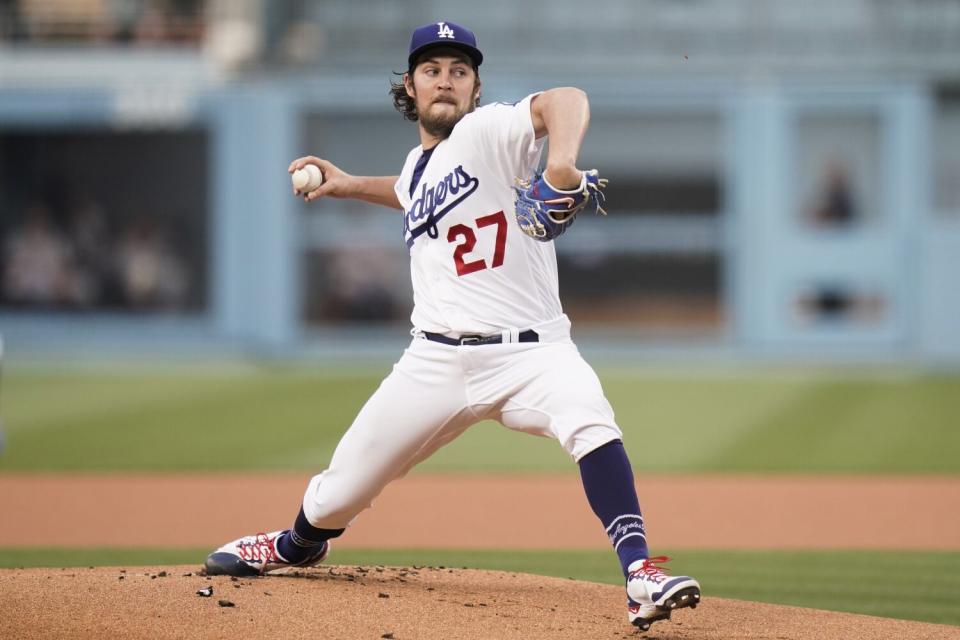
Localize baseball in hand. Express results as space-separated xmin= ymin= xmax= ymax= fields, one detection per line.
xmin=292 ymin=164 xmax=323 ymax=192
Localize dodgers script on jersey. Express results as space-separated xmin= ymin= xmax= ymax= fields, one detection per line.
xmin=394 ymin=94 xmax=563 ymax=337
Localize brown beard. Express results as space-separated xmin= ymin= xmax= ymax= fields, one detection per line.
xmin=417 ymin=99 xmax=473 ymax=140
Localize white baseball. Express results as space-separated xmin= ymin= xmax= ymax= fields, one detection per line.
xmin=292 ymin=164 xmax=323 ymax=192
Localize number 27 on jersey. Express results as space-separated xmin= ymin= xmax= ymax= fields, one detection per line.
xmin=447 ymin=211 xmax=507 ymax=277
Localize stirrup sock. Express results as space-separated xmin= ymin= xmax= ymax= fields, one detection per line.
xmin=578 ymin=439 xmax=648 ymax=576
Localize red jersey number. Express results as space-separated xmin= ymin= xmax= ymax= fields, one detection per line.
xmin=447 ymin=211 xmax=508 ymax=277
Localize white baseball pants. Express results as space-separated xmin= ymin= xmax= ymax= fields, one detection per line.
xmin=301 ymin=316 xmax=622 ymax=530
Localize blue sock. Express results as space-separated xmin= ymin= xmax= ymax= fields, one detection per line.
xmin=276 ymin=508 xmax=344 ymax=563
xmin=578 ymin=439 xmax=649 ymax=577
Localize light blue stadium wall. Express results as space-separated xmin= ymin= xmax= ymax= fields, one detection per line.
xmin=1 ymin=72 xmax=959 ymax=363
xmin=729 ymin=82 xmax=933 ymax=357
xmin=208 ymin=86 xmax=300 ymax=346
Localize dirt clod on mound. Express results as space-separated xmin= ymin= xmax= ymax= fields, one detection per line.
xmin=1 ymin=565 xmax=958 ymax=640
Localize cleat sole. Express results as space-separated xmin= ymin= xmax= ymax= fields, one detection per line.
xmin=657 ymin=586 xmax=701 ymax=614
xmin=631 ymin=610 xmax=670 ymax=631
xmin=204 ymin=552 xmax=262 ymax=577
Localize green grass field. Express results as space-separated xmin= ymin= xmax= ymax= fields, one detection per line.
xmin=2 ymin=365 xmax=959 ymax=626
xmin=2 ymin=365 xmax=958 ymax=473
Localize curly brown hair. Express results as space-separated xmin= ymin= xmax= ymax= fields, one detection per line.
xmin=389 ymin=73 xmax=420 ymax=122
xmin=389 ymin=67 xmax=481 ymax=123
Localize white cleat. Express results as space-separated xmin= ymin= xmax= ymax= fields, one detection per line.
xmin=204 ymin=529 xmax=330 ymax=577
xmin=626 ymin=556 xmax=701 ymax=631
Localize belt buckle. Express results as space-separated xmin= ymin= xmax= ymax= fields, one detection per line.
xmin=459 ymin=335 xmax=482 ymax=345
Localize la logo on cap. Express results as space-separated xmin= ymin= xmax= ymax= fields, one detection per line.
xmin=407 ymin=20 xmax=482 ymax=68
xmin=437 ymin=22 xmax=455 ymax=39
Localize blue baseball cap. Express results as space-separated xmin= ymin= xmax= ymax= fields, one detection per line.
xmin=408 ymin=21 xmax=483 ymax=69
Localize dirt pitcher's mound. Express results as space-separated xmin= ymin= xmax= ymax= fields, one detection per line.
xmin=1 ymin=565 xmax=958 ymax=640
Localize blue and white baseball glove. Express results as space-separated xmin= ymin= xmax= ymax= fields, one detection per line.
xmin=513 ymin=169 xmax=608 ymax=242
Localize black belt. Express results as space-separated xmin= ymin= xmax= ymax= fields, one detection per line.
xmin=422 ymin=329 xmax=539 ymax=346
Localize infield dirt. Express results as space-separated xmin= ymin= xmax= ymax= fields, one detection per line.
xmin=3 ymin=565 xmax=960 ymax=640
xmin=3 ymin=474 xmax=960 ymax=639
xmin=2 ymin=473 xmax=959 ymax=549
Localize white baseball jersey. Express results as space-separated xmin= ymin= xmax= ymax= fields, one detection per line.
xmin=394 ymin=93 xmax=561 ymax=336
xmin=299 ymin=92 xmax=622 ymax=533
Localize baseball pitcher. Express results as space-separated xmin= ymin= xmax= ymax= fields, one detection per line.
xmin=205 ymin=21 xmax=701 ymax=631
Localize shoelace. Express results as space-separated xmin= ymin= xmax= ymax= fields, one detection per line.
xmin=237 ymin=533 xmax=279 ymax=570
xmin=628 ymin=555 xmax=672 ymax=584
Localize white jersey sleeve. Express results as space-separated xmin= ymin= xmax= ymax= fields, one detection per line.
xmin=463 ymin=93 xmax=544 ymax=188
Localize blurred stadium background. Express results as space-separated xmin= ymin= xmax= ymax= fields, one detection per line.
xmin=1 ymin=0 xmax=958 ymax=364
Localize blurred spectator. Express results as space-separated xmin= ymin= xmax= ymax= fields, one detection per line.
xmin=66 ymin=196 xmax=114 ymax=307
xmin=1 ymin=204 xmax=195 ymax=312
xmin=795 ymin=285 xmax=885 ymax=326
xmin=2 ymin=203 xmax=79 ymax=306
xmin=164 ymin=0 xmax=204 ymax=42
xmin=810 ymin=160 xmax=859 ymax=227
xmin=2 ymin=0 xmax=204 ymax=44
xmin=0 ymin=0 xmax=24 ymax=40
xmin=120 ymin=0 xmax=205 ymax=43
xmin=102 ymin=0 xmax=148 ymax=42
xmin=116 ymin=214 xmax=189 ymax=309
